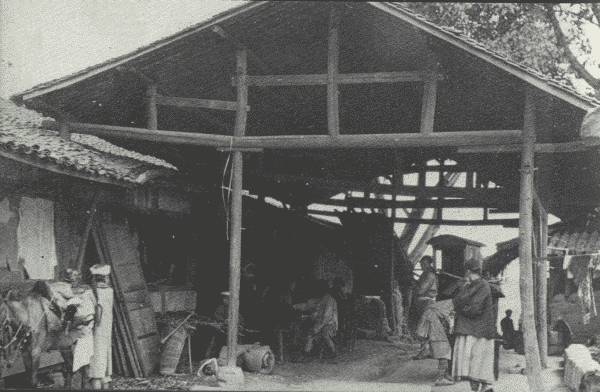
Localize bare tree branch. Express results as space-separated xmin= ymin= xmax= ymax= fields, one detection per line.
xmin=544 ymin=4 xmax=600 ymax=90
xmin=591 ymin=3 xmax=600 ymax=26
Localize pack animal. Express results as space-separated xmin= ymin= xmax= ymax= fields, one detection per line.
xmin=0 ymin=280 xmax=91 ymax=388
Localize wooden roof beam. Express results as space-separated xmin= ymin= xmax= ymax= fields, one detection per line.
xmin=54 ymin=121 xmax=524 ymax=149
xmin=233 ymin=71 xmax=444 ymax=87
xmin=252 ymin=173 xmax=505 ymax=199
xmin=314 ymin=197 xmax=514 ymax=210
xmin=155 ymin=94 xmax=248 ymax=112
xmin=306 ymin=209 xmax=519 ymax=226
xmin=456 ymin=138 xmax=600 ymax=154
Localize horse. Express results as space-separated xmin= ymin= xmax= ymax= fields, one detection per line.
xmin=0 ymin=281 xmax=91 ymax=389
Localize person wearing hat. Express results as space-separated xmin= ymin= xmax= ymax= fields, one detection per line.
xmin=88 ymin=264 xmax=113 ymax=390
xmin=451 ymin=258 xmax=496 ymax=392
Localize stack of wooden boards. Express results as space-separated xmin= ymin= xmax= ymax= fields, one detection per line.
xmin=91 ymin=213 xmax=160 ymax=377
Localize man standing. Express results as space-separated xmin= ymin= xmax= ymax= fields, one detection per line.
xmin=500 ymin=309 xmax=516 ymax=350
xmin=294 ymin=280 xmax=338 ymax=359
xmin=452 ymin=258 xmax=496 ymax=392
xmin=409 ymin=256 xmax=438 ymax=332
xmin=89 ymin=264 xmax=113 ymax=390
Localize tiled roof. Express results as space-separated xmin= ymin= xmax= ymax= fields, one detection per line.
xmin=0 ymin=99 xmax=177 ymax=185
xmin=13 ymin=2 xmax=599 ymax=111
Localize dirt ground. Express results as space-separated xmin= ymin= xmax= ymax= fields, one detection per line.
xmin=111 ymin=339 xmax=433 ymax=391
xmin=109 ymin=341 xmax=569 ymax=392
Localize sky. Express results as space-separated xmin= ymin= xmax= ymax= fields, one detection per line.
xmin=0 ymin=0 xmax=244 ymax=98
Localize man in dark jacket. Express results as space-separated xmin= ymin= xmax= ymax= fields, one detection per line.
xmin=452 ymin=258 xmax=495 ymax=392
xmin=500 ymin=309 xmax=516 ymax=349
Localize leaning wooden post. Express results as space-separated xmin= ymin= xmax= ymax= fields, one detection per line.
xmin=226 ymin=48 xmax=247 ymax=368
xmin=534 ymin=190 xmax=549 ymax=368
xmin=519 ymin=88 xmax=545 ymax=391
xmin=146 ymin=84 xmax=158 ymax=130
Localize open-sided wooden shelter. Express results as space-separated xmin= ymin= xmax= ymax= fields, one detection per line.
xmin=9 ymin=2 xmax=600 ymax=385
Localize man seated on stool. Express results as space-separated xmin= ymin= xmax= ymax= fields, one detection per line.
xmin=293 ymin=280 xmax=338 ymax=360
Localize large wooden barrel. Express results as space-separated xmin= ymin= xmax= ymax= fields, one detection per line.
xmin=159 ymin=327 xmax=187 ymax=375
xmin=242 ymin=345 xmax=275 ymax=374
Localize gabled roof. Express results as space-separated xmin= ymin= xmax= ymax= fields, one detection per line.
xmin=13 ymin=1 xmax=598 ymax=112
xmin=0 ymin=99 xmax=177 ymax=185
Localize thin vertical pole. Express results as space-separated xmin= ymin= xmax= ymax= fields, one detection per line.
xmin=226 ymin=49 xmax=247 ymax=367
xmin=535 ymin=191 xmax=549 ymax=368
xmin=519 ymin=88 xmax=544 ymax=391
xmin=390 ymin=153 xmax=402 ymax=332
xmin=327 ymin=5 xmax=340 ymax=136
xmin=146 ymin=84 xmax=158 ymax=130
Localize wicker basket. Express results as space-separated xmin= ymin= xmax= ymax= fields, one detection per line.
xmin=159 ymin=327 xmax=188 ymax=375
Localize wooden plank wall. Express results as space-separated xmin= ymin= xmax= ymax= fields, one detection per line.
xmin=95 ymin=211 xmax=160 ymax=376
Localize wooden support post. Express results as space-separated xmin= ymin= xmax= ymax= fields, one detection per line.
xmin=518 ymin=88 xmax=544 ymax=392
xmin=420 ymin=52 xmax=438 ymax=134
xmin=327 ymin=6 xmax=340 ymax=136
xmin=226 ymin=49 xmax=247 ymax=368
xmin=465 ymin=171 xmax=474 ymax=189
xmin=146 ymin=84 xmax=158 ymax=130
xmin=534 ymin=190 xmax=549 ymax=368
xmin=390 ymin=153 xmax=402 ymax=332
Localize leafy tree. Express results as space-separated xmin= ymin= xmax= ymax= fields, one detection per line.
xmin=402 ymin=3 xmax=600 ymax=96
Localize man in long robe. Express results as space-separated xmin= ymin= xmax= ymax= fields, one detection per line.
xmin=452 ymin=258 xmax=496 ymax=392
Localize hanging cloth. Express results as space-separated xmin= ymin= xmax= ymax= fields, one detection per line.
xmin=564 ymin=254 xmax=574 ymax=279
xmin=568 ymin=255 xmax=597 ymax=324
xmin=17 ymin=197 xmax=58 ymax=279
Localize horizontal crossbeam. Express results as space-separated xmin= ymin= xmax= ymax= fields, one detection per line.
xmin=306 ymin=209 xmax=519 ymax=226
xmin=233 ymin=71 xmax=444 ymax=87
xmin=56 ymin=121 xmax=522 ymax=149
xmin=155 ymin=95 xmax=248 ymax=112
xmin=457 ymin=138 xmax=600 ymax=154
xmin=253 ymin=173 xmax=506 ymax=199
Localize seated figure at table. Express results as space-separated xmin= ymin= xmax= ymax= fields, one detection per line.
xmin=293 ymin=280 xmax=338 ymax=359
xmin=214 ymin=291 xmax=245 ymax=329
